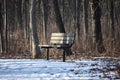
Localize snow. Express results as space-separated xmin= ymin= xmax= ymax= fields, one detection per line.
xmin=0 ymin=59 xmax=120 ymax=80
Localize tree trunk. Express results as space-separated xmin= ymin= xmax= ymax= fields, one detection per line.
xmin=30 ymin=0 xmax=41 ymax=58
xmin=53 ymin=0 xmax=65 ymax=33
xmin=83 ymin=0 xmax=89 ymax=51
xmin=0 ymin=3 xmax=2 ymax=54
xmin=0 ymin=1 xmax=7 ymax=54
xmin=92 ymin=0 xmax=105 ymax=53
xmin=42 ymin=0 xmax=48 ymax=43
xmin=76 ymin=0 xmax=81 ymax=39
xmin=110 ymin=0 xmax=115 ymax=50
xmin=5 ymin=0 xmax=8 ymax=53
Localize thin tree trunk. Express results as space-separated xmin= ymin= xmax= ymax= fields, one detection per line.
xmin=90 ymin=1 xmax=95 ymax=51
xmin=0 ymin=3 xmax=2 ymax=54
xmin=5 ymin=0 xmax=8 ymax=53
xmin=92 ymin=0 xmax=105 ymax=53
xmin=30 ymin=0 xmax=41 ymax=58
xmin=110 ymin=0 xmax=115 ymax=50
xmin=3 ymin=0 xmax=7 ymax=54
xmin=76 ymin=0 xmax=81 ymax=39
xmin=0 ymin=2 xmax=6 ymax=54
xmin=42 ymin=0 xmax=48 ymax=43
xmin=4 ymin=0 xmax=8 ymax=53
xmin=83 ymin=0 xmax=88 ymax=51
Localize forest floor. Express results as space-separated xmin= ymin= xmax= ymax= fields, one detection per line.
xmin=0 ymin=57 xmax=120 ymax=80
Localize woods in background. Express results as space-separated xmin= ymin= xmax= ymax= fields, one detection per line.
xmin=0 ymin=0 xmax=120 ymax=58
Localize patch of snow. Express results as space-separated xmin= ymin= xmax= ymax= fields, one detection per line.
xmin=0 ymin=59 xmax=120 ymax=80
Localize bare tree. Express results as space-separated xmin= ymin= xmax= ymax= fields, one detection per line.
xmin=92 ymin=0 xmax=105 ymax=53
xmin=83 ymin=0 xmax=89 ymax=51
xmin=53 ymin=0 xmax=65 ymax=33
xmin=110 ymin=0 xmax=115 ymax=50
xmin=42 ymin=0 xmax=49 ymax=43
xmin=76 ymin=0 xmax=81 ymax=39
xmin=0 ymin=0 xmax=7 ymax=54
xmin=0 ymin=2 xmax=3 ymax=54
xmin=29 ymin=0 xmax=41 ymax=58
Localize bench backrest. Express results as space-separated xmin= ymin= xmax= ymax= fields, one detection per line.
xmin=50 ymin=33 xmax=75 ymax=46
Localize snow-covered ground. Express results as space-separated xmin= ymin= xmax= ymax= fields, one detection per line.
xmin=0 ymin=59 xmax=120 ymax=80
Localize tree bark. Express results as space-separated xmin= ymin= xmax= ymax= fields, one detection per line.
xmin=110 ymin=0 xmax=115 ymax=50
xmin=92 ymin=0 xmax=105 ymax=53
xmin=83 ymin=0 xmax=89 ymax=51
xmin=0 ymin=3 xmax=2 ymax=54
xmin=0 ymin=1 xmax=7 ymax=54
xmin=42 ymin=0 xmax=49 ymax=43
xmin=84 ymin=0 xmax=88 ymax=35
xmin=30 ymin=0 xmax=41 ymax=58
xmin=76 ymin=0 xmax=81 ymax=39
xmin=53 ymin=0 xmax=65 ymax=33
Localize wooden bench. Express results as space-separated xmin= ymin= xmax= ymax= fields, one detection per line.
xmin=38 ymin=33 xmax=75 ymax=62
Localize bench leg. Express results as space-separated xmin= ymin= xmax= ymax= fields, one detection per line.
xmin=46 ymin=48 xmax=49 ymax=60
xmin=63 ymin=50 xmax=66 ymax=62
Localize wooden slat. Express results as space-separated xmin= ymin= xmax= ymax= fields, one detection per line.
xmin=50 ymin=40 xmax=73 ymax=44
xmin=51 ymin=33 xmax=74 ymax=37
xmin=51 ymin=37 xmax=74 ymax=41
xmin=50 ymin=33 xmax=75 ymax=45
xmin=50 ymin=39 xmax=74 ymax=44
